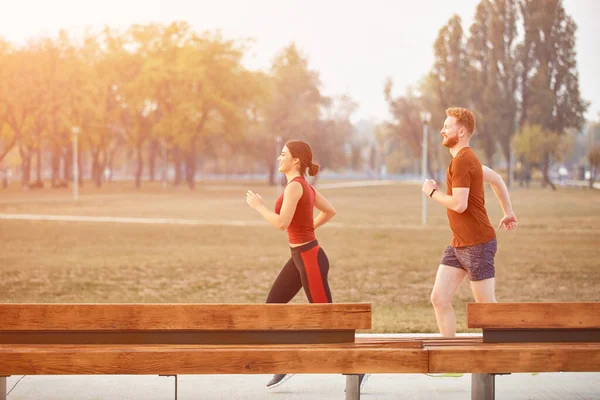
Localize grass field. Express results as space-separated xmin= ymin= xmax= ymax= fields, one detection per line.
xmin=0 ymin=180 xmax=599 ymax=332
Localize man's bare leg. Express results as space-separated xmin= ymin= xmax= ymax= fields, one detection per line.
xmin=470 ymin=277 xmax=497 ymax=303
xmin=430 ymin=265 xmax=468 ymax=337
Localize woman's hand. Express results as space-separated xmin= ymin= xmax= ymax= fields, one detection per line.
xmin=246 ymin=190 xmax=264 ymax=209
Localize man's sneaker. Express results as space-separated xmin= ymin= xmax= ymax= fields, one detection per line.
xmin=266 ymin=374 xmax=294 ymax=388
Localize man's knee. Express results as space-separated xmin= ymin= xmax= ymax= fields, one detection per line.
xmin=430 ymin=290 xmax=452 ymax=309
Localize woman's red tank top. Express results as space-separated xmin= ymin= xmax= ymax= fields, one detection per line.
xmin=274 ymin=176 xmax=316 ymax=244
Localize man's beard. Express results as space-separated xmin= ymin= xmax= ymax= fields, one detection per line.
xmin=443 ymin=135 xmax=459 ymax=148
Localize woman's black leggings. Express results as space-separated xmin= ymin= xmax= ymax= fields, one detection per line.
xmin=266 ymin=240 xmax=332 ymax=303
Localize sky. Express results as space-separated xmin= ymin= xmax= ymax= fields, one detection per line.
xmin=1 ymin=0 xmax=598 ymax=124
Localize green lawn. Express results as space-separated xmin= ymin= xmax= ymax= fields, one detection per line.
xmin=1 ymin=180 xmax=598 ymax=332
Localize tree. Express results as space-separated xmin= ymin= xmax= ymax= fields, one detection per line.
xmin=466 ymin=0 xmax=499 ymax=166
xmin=489 ymin=0 xmax=520 ymax=183
xmin=263 ymin=44 xmax=324 ymax=184
xmin=431 ymin=15 xmax=469 ymax=109
xmin=518 ymin=0 xmax=588 ymax=188
xmin=384 ymin=79 xmax=439 ymax=180
xmin=0 ymin=39 xmax=17 ymax=164
xmin=1 ymin=47 xmax=41 ymax=189
xmin=311 ymin=94 xmax=358 ymax=176
xmin=35 ymin=35 xmax=71 ymax=187
xmin=588 ymin=147 xmax=600 ymax=189
xmin=80 ymin=30 xmax=124 ymax=187
xmin=512 ymin=124 xmax=567 ymax=190
xmin=466 ymin=0 xmax=520 ymax=175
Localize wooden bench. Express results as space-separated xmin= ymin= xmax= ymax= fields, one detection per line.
xmin=425 ymin=302 xmax=600 ymax=399
xmin=0 ymin=303 xmax=427 ymax=400
xmin=2 ymin=302 xmax=598 ymax=400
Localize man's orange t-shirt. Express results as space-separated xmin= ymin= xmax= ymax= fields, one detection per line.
xmin=446 ymin=147 xmax=496 ymax=247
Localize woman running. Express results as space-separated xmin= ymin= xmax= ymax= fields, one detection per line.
xmin=246 ymin=139 xmax=336 ymax=388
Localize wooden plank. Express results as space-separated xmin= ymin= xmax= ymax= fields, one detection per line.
xmin=467 ymin=302 xmax=600 ymax=329
xmin=0 ymin=345 xmax=428 ymax=375
xmin=0 ymin=376 xmax=5 ymax=400
xmin=0 ymin=333 xmax=423 ymax=347
xmin=0 ymin=330 xmax=356 ymax=345
xmin=483 ymin=328 xmax=600 ymax=343
xmin=417 ymin=337 xmax=483 ymax=347
xmin=0 ymin=303 xmax=371 ymax=331
xmin=0 ymin=341 xmax=424 ymax=350
xmin=428 ymin=343 xmax=600 ymax=373
xmin=353 ymin=338 xmax=423 ymax=348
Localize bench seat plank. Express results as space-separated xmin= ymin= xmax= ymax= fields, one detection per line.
xmin=0 ymin=303 xmax=371 ymax=331
xmin=467 ymin=303 xmax=600 ymax=329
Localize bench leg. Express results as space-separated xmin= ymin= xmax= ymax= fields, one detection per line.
xmin=345 ymin=374 xmax=360 ymax=400
xmin=159 ymin=375 xmax=178 ymax=400
xmin=1 ymin=376 xmax=6 ymax=400
xmin=471 ymin=373 xmax=495 ymax=400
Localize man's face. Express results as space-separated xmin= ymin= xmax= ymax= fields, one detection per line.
xmin=441 ymin=116 xmax=460 ymax=148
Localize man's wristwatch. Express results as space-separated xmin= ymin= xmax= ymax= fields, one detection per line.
xmin=429 ymin=188 xmax=437 ymax=198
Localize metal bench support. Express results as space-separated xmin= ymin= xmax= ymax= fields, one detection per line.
xmin=160 ymin=374 xmax=178 ymax=400
xmin=472 ymin=373 xmax=495 ymax=400
xmin=345 ymin=374 xmax=361 ymax=400
xmin=1 ymin=376 xmax=7 ymax=400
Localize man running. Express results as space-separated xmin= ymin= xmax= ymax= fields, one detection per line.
xmin=422 ymin=107 xmax=518 ymax=337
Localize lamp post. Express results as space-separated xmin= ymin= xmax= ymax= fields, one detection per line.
xmin=275 ymin=136 xmax=282 ymax=190
xmin=420 ymin=111 xmax=431 ymax=225
xmin=71 ymin=126 xmax=80 ymax=201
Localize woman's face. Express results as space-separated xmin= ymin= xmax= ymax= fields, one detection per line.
xmin=277 ymin=146 xmax=298 ymax=173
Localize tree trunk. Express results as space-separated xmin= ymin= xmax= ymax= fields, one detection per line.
xmin=161 ymin=146 xmax=168 ymax=188
xmin=63 ymin=145 xmax=71 ymax=181
xmin=91 ymin=149 xmax=103 ymax=188
xmin=106 ymin=144 xmax=119 ymax=183
xmin=542 ymin=153 xmax=556 ymax=191
xmin=91 ymin=149 xmax=99 ymax=186
xmin=185 ymin=141 xmax=197 ymax=190
xmin=504 ymin=146 xmax=513 ymax=188
xmin=35 ymin=144 xmax=42 ymax=182
xmin=95 ymin=162 xmax=103 ymax=187
xmin=174 ymin=146 xmax=183 ymax=186
xmin=148 ymin=139 xmax=158 ymax=182
xmin=78 ymin=147 xmax=84 ymax=187
xmin=135 ymin=144 xmax=143 ymax=189
xmin=51 ymin=145 xmax=60 ymax=186
xmin=20 ymin=150 xmax=31 ymax=190
xmin=185 ymin=158 xmax=195 ymax=189
xmin=107 ymin=153 xmax=114 ymax=183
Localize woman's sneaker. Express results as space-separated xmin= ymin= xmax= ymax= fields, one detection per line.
xmin=266 ymin=374 xmax=295 ymax=388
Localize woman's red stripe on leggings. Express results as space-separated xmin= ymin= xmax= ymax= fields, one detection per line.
xmin=300 ymin=245 xmax=328 ymax=303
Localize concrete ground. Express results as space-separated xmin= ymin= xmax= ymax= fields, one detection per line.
xmin=5 ymin=372 xmax=600 ymax=400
